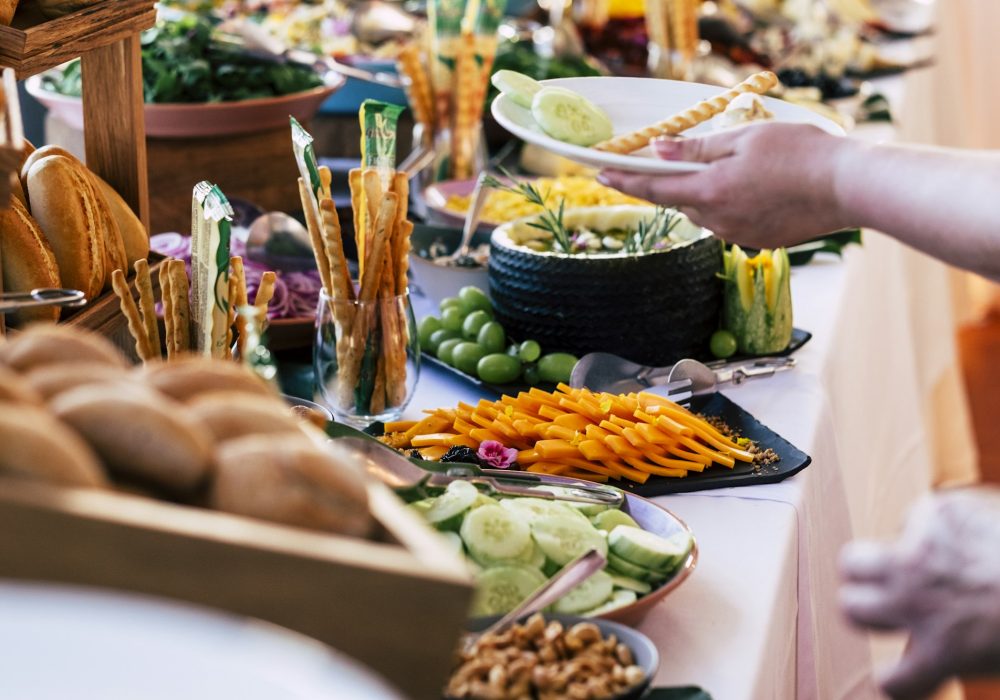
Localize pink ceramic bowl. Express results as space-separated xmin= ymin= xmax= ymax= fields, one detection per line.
xmin=26 ymin=74 xmax=345 ymax=139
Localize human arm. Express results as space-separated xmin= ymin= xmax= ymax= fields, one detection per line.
xmin=597 ymin=123 xmax=1000 ymax=280
xmin=839 ymin=487 xmax=1000 ymax=699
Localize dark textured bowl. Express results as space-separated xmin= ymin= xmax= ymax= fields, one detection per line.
xmin=460 ymin=614 xmax=659 ymax=700
xmin=489 ymin=206 xmax=724 ymax=366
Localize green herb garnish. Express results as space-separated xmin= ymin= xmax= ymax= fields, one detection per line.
xmin=483 ymin=169 xmax=574 ymax=254
xmin=625 ymin=207 xmax=682 ymax=254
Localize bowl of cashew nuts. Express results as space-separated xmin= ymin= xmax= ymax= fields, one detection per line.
xmin=446 ymin=612 xmax=659 ymax=700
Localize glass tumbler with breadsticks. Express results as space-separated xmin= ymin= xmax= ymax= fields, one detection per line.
xmin=396 ymin=0 xmax=507 ymax=184
xmin=645 ymin=0 xmax=702 ymax=81
xmin=296 ymin=130 xmax=420 ymax=426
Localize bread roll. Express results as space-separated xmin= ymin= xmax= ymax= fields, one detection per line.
xmin=23 ymin=362 xmax=130 ymax=401
xmin=0 ymin=0 xmax=18 ymax=25
xmin=0 ymin=324 xmax=125 ymax=372
xmin=20 ymin=144 xmax=75 ymax=186
xmin=212 ymin=435 xmax=372 ymax=536
xmin=0 ymin=364 xmax=42 ymax=404
xmin=188 ymin=391 xmax=303 ymax=443
xmin=52 ymin=384 xmax=214 ymax=492
xmin=25 ymin=155 xmax=104 ymax=299
xmin=0 ymin=403 xmax=107 ymax=487
xmin=139 ymin=357 xmax=277 ymax=403
xmin=0 ymin=198 xmax=61 ymax=324
xmin=94 ymin=176 xmax=148 ymax=266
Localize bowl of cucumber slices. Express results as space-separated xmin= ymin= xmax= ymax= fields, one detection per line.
xmin=408 ymin=484 xmax=697 ymax=627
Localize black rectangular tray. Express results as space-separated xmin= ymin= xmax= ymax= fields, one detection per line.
xmin=331 ymin=391 xmax=811 ymax=497
xmin=421 ymin=328 xmax=813 ymax=398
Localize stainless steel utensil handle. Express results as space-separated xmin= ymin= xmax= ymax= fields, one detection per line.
xmin=456 ymin=172 xmax=491 ymax=258
xmin=477 ymin=549 xmax=606 ymax=639
xmin=716 ymin=357 xmax=796 ymax=385
xmin=398 ymin=144 xmax=436 ymax=179
xmin=427 ymin=471 xmax=624 ymax=505
xmin=0 ymin=288 xmax=86 ymax=313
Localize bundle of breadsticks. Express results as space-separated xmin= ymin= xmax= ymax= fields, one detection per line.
xmin=593 ymin=70 xmax=779 ymax=154
xmin=297 ymin=163 xmax=414 ymax=415
xmin=110 ymin=256 xmax=276 ymax=363
xmin=397 ymin=0 xmax=507 ymax=180
xmin=645 ymin=0 xmax=700 ymax=80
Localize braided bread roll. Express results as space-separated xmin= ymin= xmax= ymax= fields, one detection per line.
xmin=593 ymin=71 xmax=778 ymax=154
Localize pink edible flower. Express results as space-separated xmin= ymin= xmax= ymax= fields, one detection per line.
xmin=478 ymin=440 xmax=518 ymax=469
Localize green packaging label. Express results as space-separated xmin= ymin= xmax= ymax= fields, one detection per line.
xmin=190 ymin=181 xmax=233 ymax=358
xmin=359 ymin=99 xmax=404 ymax=189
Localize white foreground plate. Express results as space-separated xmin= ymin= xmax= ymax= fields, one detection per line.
xmin=491 ymin=76 xmax=846 ymax=174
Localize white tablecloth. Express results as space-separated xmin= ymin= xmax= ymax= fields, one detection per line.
xmin=403 ymin=74 xmax=976 ymax=699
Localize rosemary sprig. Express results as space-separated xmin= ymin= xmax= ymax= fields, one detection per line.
xmin=482 ymin=168 xmax=574 ymax=254
xmin=624 ymin=207 xmax=681 ymax=254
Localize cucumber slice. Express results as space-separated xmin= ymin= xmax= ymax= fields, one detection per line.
xmin=592 ymin=509 xmax=639 ymax=532
xmin=441 ymin=531 xmax=465 ymax=556
xmin=469 ymin=537 xmax=540 ymax=568
xmin=553 ymin=569 xmax=614 ymax=614
xmin=570 ymin=502 xmax=611 ymax=517
xmin=426 ymin=481 xmax=479 ymax=531
xmin=531 ymin=513 xmax=608 ymax=566
xmin=609 ymin=525 xmax=692 ymax=572
xmin=491 ymin=70 xmax=543 ymax=109
xmin=582 ymin=589 xmax=639 ymax=616
xmin=531 ymin=87 xmax=613 ymax=147
xmin=472 ymin=493 xmax=500 ymax=509
xmin=607 ymin=552 xmax=657 ymax=581
xmin=609 ymin=573 xmax=652 ymax=595
xmin=407 ymin=497 xmax=435 ymax=517
xmin=523 ymin=542 xmax=547 ymax=569
xmin=461 ymin=504 xmax=533 ymax=563
xmin=500 ymin=497 xmax=587 ymax=524
xmin=472 ymin=565 xmax=547 ymax=616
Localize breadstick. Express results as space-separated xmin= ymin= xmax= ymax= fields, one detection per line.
xmin=319 ymin=197 xmax=356 ymax=304
xmin=391 ymin=173 xmax=411 ymax=296
xmin=111 ymin=269 xmax=154 ymax=362
xmin=370 ymin=356 xmax=387 ymax=415
xmin=395 ymin=220 xmax=414 ymax=296
xmin=593 ymin=71 xmax=778 ymax=154
xmin=397 ymin=43 xmax=435 ymax=136
xmin=359 ymin=192 xmax=397 ymax=302
xmin=360 ymin=169 xmax=383 ymax=289
xmin=133 ymin=259 xmax=161 ymax=358
xmin=230 ymin=256 xmax=249 ymax=357
xmin=169 ymin=259 xmax=190 ymax=356
xmin=298 ymin=177 xmax=333 ymax=294
xmin=254 ymin=271 xmax=277 ymax=313
xmin=349 ymin=168 xmax=363 ymax=260
xmin=318 ymin=165 xmax=333 ymax=201
xmin=451 ymin=31 xmax=478 ymax=180
xmin=160 ymin=258 xmax=175 ymax=358
xmin=227 ymin=274 xmax=237 ymax=349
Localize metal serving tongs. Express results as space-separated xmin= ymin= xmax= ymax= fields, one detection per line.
xmin=214 ymin=18 xmax=403 ymax=89
xmin=571 ymin=353 xmax=795 ymax=405
xmin=0 ymin=288 xmax=87 ymax=314
xmin=336 ymin=437 xmax=624 ymax=507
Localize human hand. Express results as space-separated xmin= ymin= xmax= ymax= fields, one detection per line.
xmin=597 ymin=123 xmax=858 ymax=247
xmin=840 ymin=488 xmax=1000 ymax=699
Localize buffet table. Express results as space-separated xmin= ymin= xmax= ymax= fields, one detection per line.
xmin=405 ymin=70 xmax=977 ymax=699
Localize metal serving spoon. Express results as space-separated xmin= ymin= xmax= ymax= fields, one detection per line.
xmin=0 ymin=288 xmax=87 ymax=313
xmin=440 ymin=172 xmax=491 ymax=268
xmin=571 ymin=353 xmax=795 ymax=404
xmin=335 ymin=436 xmax=624 ymax=506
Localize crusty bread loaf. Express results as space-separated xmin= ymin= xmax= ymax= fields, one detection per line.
xmin=0 ymin=0 xmax=18 ymax=25
xmin=0 ymin=403 xmax=107 ymax=488
xmin=94 ymin=176 xmax=148 ymax=266
xmin=212 ymin=434 xmax=372 ymax=536
xmin=188 ymin=391 xmax=304 ymax=443
xmin=0 ymin=198 xmax=61 ymax=324
xmin=25 ymin=155 xmax=105 ymax=299
xmin=0 ymin=324 xmax=126 ymax=372
xmin=52 ymin=384 xmax=214 ymax=492
xmin=0 ymin=364 xmax=42 ymax=404
xmin=139 ymin=357 xmax=277 ymax=403
xmin=23 ymin=362 xmax=130 ymax=401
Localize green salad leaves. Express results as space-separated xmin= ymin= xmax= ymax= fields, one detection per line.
xmin=42 ymin=14 xmax=323 ymax=104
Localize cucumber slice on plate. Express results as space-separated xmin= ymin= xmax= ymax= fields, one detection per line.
xmin=609 ymin=573 xmax=652 ymax=595
xmin=582 ymin=589 xmax=639 ymax=616
xmin=592 ymin=509 xmax=639 ymax=532
xmin=609 ymin=525 xmax=693 ymax=572
xmin=553 ymin=570 xmax=614 ymax=614
xmin=472 ymin=564 xmax=548 ymax=616
xmin=407 ymin=497 xmax=435 ymax=516
xmin=570 ymin=501 xmax=611 ymax=518
xmin=491 ymin=70 xmax=544 ymax=109
xmin=461 ymin=504 xmax=533 ymax=563
xmin=531 ymin=513 xmax=608 ymax=566
xmin=531 ymin=87 xmax=613 ymax=147
xmin=472 ymin=493 xmax=500 ymax=509
xmin=426 ymin=481 xmax=479 ymax=531
xmin=441 ymin=531 xmax=465 ymax=556
xmin=500 ymin=497 xmax=587 ymax=524
xmin=606 ymin=552 xmax=658 ymax=582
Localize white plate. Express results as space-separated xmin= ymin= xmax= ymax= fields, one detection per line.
xmin=0 ymin=581 xmax=403 ymax=700
xmin=491 ymin=76 xmax=846 ymax=174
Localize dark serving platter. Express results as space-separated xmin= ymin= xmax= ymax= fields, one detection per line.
xmin=421 ymin=327 xmax=813 ymax=398
xmin=328 ymin=391 xmax=811 ymax=497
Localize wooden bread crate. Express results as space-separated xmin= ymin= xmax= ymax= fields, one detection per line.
xmin=0 ymin=477 xmax=473 ymax=699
